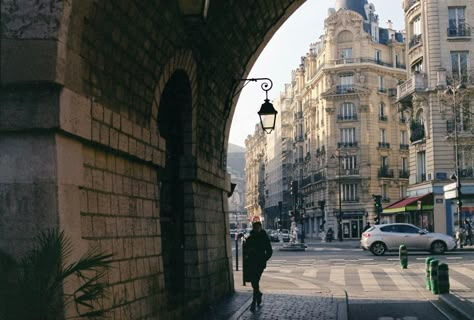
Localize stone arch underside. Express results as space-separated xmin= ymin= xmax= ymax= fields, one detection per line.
xmin=0 ymin=0 xmax=314 ymax=319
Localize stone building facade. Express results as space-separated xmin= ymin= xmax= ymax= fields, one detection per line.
xmin=244 ymin=125 xmax=267 ymax=222
xmin=274 ymin=1 xmax=409 ymax=240
xmin=1 ymin=1 xmax=318 ymax=319
xmin=393 ymin=0 xmax=474 ymax=234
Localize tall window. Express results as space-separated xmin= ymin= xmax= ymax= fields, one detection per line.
xmin=338 ymin=74 xmax=353 ymax=93
xmin=381 ymin=184 xmax=389 ymax=200
xmin=400 ymin=131 xmax=407 ymax=145
xmin=402 ymin=157 xmax=408 ymax=171
xmin=342 ymin=183 xmax=358 ymax=201
xmin=340 ymin=102 xmax=355 ymax=119
xmin=417 ymin=151 xmax=426 ymax=182
xmin=400 ymin=185 xmax=407 ymax=198
xmin=340 ymin=128 xmax=356 ymax=143
xmin=448 ymin=7 xmax=466 ymax=36
xmin=412 ymin=59 xmax=423 ymax=73
xmin=395 ymin=54 xmax=401 ymax=68
xmin=375 ymin=50 xmax=382 ymax=63
xmin=378 ymin=76 xmax=385 ymax=91
xmin=380 ymin=128 xmax=387 ymax=143
xmin=411 ymin=15 xmax=422 ymax=36
xmin=379 ymin=103 xmax=387 ymax=120
xmin=451 ymin=51 xmax=468 ymax=82
xmin=340 ymin=48 xmax=352 ymax=59
xmin=342 ymin=156 xmax=357 ymax=170
xmin=460 ymin=146 xmax=473 ymax=173
xmin=381 ymin=156 xmax=389 ymax=169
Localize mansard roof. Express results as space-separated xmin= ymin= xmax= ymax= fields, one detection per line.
xmin=335 ymin=0 xmax=368 ymax=20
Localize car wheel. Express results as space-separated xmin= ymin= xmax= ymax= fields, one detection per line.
xmin=370 ymin=242 xmax=387 ymax=256
xmin=431 ymin=241 xmax=446 ymax=254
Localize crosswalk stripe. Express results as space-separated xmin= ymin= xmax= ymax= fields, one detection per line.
xmin=384 ymin=268 xmax=416 ymax=291
xmin=330 ymin=267 xmax=345 ymax=286
xmin=451 ymin=266 xmax=474 ymax=280
xmin=358 ymin=268 xmax=381 ymax=291
xmin=450 ymin=278 xmax=470 ymax=290
xmin=303 ymin=268 xmax=317 ymax=278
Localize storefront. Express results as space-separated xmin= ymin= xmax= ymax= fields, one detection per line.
xmin=341 ymin=211 xmax=366 ymax=239
xmin=382 ymin=193 xmax=434 ymax=230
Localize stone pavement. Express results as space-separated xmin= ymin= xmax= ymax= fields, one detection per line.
xmin=198 ymin=290 xmax=348 ymax=320
xmin=209 ymin=238 xmax=474 ymax=320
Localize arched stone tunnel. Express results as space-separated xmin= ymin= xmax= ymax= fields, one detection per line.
xmin=0 ymin=0 xmax=306 ymax=318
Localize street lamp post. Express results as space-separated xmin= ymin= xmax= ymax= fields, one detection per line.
xmin=331 ymin=152 xmax=346 ymax=241
xmin=444 ymin=83 xmax=466 ymax=229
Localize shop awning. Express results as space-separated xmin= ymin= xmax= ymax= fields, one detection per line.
xmin=383 ymin=193 xmax=434 ymax=214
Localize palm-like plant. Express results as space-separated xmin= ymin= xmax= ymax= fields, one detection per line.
xmin=0 ymin=229 xmax=112 ymax=320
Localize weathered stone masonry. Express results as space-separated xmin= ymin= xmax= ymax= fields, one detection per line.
xmin=1 ymin=0 xmax=307 ymax=319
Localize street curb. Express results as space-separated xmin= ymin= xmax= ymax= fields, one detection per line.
xmin=336 ymin=290 xmax=349 ymax=320
xmin=228 ymin=295 xmax=253 ymax=320
xmin=438 ymin=293 xmax=472 ymax=320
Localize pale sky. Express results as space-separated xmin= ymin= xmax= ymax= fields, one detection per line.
xmin=229 ymin=0 xmax=405 ymax=148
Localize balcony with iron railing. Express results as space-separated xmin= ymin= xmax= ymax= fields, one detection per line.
xmin=379 ymin=115 xmax=388 ymax=121
xmin=397 ymin=72 xmax=427 ymax=103
xmin=340 ymin=168 xmax=359 ymax=176
xmin=403 ymin=0 xmax=419 ymax=12
xmin=342 ymin=197 xmax=360 ymax=203
xmin=417 ymin=173 xmax=426 ymax=183
xmin=400 ymin=144 xmax=409 ymax=150
xmin=409 ymin=34 xmax=423 ymax=49
xmin=399 ymin=170 xmax=410 ymax=179
xmin=460 ymin=167 xmax=474 ymax=178
xmin=382 ymin=197 xmax=391 ymax=203
xmin=313 ymin=171 xmax=326 ymax=182
xmin=332 ymin=57 xmax=406 ymax=70
xmin=316 ymin=146 xmax=326 ymax=156
xmin=337 ymin=141 xmax=358 ymax=148
xmin=378 ymin=166 xmax=394 ymax=178
xmin=378 ymin=142 xmax=390 ymax=149
xmin=409 ymin=120 xmax=425 ymax=142
xmin=337 ymin=114 xmax=358 ymax=121
xmin=336 ymin=85 xmax=354 ymax=94
xmin=294 ymin=111 xmax=303 ymax=120
xmin=447 ymin=24 xmax=471 ymax=38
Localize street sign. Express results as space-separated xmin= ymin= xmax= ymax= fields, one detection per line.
xmin=443 ymin=182 xmax=457 ymax=192
xmin=444 ymin=189 xmax=458 ymax=200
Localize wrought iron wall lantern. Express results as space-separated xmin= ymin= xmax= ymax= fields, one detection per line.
xmin=233 ymin=78 xmax=278 ymax=134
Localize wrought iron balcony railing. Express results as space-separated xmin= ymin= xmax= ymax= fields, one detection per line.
xmin=409 ymin=34 xmax=423 ymax=49
xmin=400 ymin=144 xmax=409 ymax=150
xmin=447 ymin=24 xmax=471 ymax=37
xmin=337 ymin=114 xmax=358 ymax=121
xmin=379 ymin=115 xmax=388 ymax=121
xmin=399 ymin=170 xmax=410 ymax=178
xmin=378 ymin=167 xmax=394 ymax=178
xmin=337 ymin=142 xmax=358 ymax=148
xmin=336 ymin=85 xmax=354 ymax=94
xmin=378 ymin=142 xmax=390 ymax=149
xmin=409 ymin=120 xmax=425 ymax=142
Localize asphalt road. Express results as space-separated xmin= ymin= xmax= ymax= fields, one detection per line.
xmin=231 ymin=240 xmax=474 ymax=320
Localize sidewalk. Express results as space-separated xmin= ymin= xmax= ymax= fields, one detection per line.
xmin=199 ymin=289 xmax=348 ymax=320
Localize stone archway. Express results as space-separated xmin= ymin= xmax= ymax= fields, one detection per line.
xmin=157 ymin=70 xmax=191 ymax=309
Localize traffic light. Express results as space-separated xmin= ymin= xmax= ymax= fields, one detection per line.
xmin=318 ymin=200 xmax=326 ymax=212
xmin=372 ymin=194 xmax=382 ymax=224
xmin=290 ymin=180 xmax=298 ymax=195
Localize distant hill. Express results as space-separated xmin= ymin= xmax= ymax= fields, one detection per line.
xmin=228 ymin=143 xmax=245 ymax=153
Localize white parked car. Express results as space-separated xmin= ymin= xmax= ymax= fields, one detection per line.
xmin=360 ymin=223 xmax=456 ymax=256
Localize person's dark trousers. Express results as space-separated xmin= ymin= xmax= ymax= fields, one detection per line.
xmin=250 ymin=269 xmax=264 ymax=308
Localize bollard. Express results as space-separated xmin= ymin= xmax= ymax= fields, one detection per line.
xmin=399 ymin=245 xmax=408 ymax=269
xmin=438 ymin=263 xmax=450 ymax=294
xmin=425 ymin=257 xmax=434 ymax=290
xmin=430 ymin=259 xmax=440 ymax=294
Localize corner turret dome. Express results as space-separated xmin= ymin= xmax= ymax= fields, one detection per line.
xmin=335 ymin=0 xmax=368 ymax=20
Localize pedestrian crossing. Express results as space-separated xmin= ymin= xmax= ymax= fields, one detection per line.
xmin=260 ymin=262 xmax=474 ymax=292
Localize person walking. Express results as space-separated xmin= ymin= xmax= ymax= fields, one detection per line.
xmin=244 ymin=216 xmax=273 ymax=311
xmin=363 ymin=222 xmax=371 ymax=232
xmin=464 ymin=219 xmax=473 ymax=246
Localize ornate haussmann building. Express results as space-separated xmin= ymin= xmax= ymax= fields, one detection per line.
xmin=388 ymin=0 xmax=474 ymax=234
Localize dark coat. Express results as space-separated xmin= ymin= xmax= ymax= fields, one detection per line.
xmin=243 ymin=229 xmax=273 ymax=280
